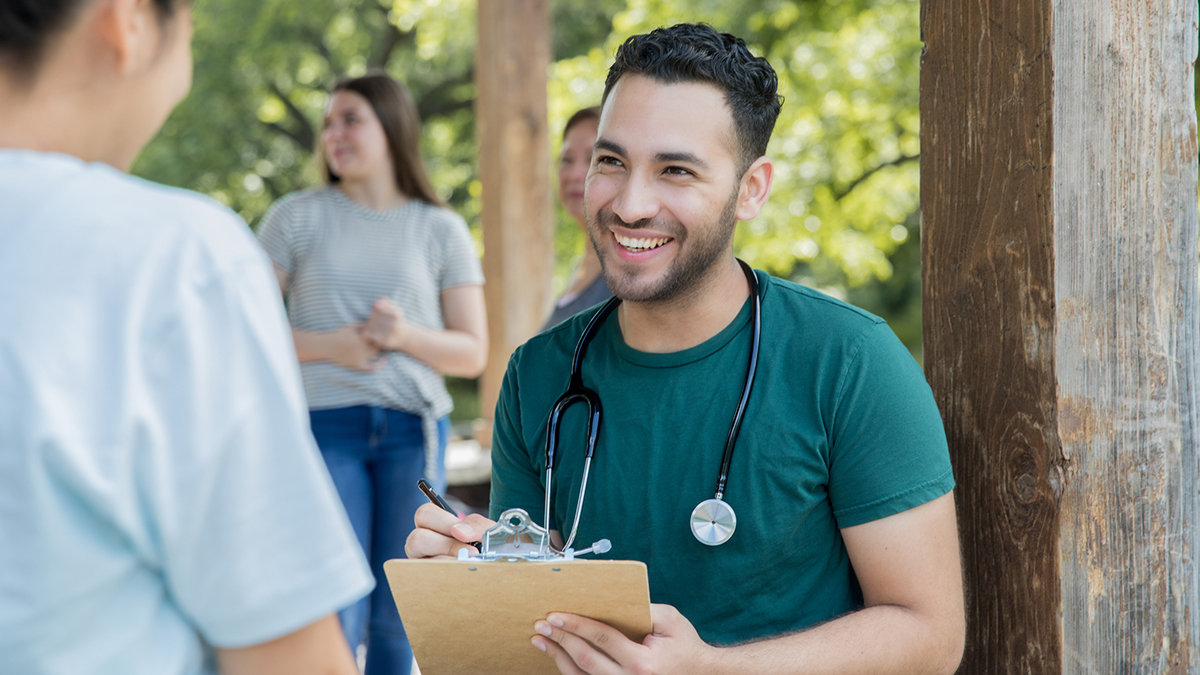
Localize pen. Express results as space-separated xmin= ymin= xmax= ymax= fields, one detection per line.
xmin=417 ymin=479 xmax=482 ymax=550
xmin=417 ymin=478 xmax=455 ymax=513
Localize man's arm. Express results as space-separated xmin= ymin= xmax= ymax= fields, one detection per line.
xmin=533 ymin=492 xmax=964 ymax=675
xmin=215 ymin=614 xmax=359 ymax=675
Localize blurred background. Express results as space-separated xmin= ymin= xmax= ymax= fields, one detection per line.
xmin=134 ymin=0 xmax=968 ymax=423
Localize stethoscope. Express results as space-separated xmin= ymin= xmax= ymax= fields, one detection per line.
xmin=542 ymin=259 xmax=761 ymax=548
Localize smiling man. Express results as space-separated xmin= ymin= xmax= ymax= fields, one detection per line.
xmin=407 ymin=23 xmax=964 ymax=675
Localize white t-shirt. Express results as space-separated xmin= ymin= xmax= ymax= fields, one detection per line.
xmin=0 ymin=151 xmax=374 ymax=675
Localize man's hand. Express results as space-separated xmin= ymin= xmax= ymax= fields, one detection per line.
xmin=404 ymin=503 xmax=495 ymax=560
xmin=532 ymin=604 xmax=717 ymax=675
xmin=327 ymin=324 xmax=386 ymax=371
xmin=360 ymin=297 xmax=411 ymax=351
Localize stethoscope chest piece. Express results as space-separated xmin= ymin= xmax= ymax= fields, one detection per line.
xmin=690 ymin=498 xmax=737 ymax=546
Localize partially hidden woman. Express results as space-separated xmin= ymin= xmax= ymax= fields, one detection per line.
xmin=541 ymin=106 xmax=613 ymax=331
xmin=0 ymin=0 xmax=373 ymax=673
xmin=257 ymin=72 xmax=487 ymax=675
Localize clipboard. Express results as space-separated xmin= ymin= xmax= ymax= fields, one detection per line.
xmin=383 ymin=558 xmax=652 ymax=675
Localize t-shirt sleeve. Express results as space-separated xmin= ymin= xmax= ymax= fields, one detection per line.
xmin=255 ymin=198 xmax=296 ymax=276
xmin=827 ymin=322 xmax=954 ymax=529
xmin=142 ymin=219 xmax=373 ymax=648
xmin=488 ymin=350 xmax=547 ymax=523
xmin=437 ymin=211 xmax=484 ymax=290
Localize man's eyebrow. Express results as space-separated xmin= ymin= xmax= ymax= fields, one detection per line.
xmin=654 ymin=151 xmax=708 ymax=170
xmin=594 ymin=138 xmax=626 ymax=156
xmin=594 ymin=139 xmax=709 ymax=170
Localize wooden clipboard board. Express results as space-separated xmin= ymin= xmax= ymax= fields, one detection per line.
xmin=383 ymin=558 xmax=652 ymax=675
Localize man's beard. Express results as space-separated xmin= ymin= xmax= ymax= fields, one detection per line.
xmin=587 ymin=188 xmax=740 ymax=305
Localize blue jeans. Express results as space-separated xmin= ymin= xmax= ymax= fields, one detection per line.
xmin=310 ymin=406 xmax=448 ymax=675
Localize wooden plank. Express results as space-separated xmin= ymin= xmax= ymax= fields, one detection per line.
xmin=923 ymin=0 xmax=1200 ymax=670
xmin=920 ymin=0 xmax=1064 ymax=671
xmin=475 ymin=0 xmax=554 ymax=433
xmin=1052 ymin=0 xmax=1199 ymax=671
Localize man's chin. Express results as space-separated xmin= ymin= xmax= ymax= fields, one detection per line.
xmin=604 ymin=268 xmax=676 ymax=304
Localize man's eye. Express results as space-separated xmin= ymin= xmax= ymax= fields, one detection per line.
xmin=596 ymin=156 xmax=623 ymax=168
xmin=665 ymin=166 xmax=694 ymax=177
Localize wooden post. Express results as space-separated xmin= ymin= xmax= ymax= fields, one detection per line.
xmin=475 ymin=0 xmax=554 ymax=436
xmin=922 ymin=0 xmax=1199 ymax=671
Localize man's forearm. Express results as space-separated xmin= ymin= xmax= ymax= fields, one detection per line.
xmin=707 ymin=604 xmax=963 ymax=675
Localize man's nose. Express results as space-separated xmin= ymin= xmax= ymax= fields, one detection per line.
xmin=610 ymin=173 xmax=660 ymax=224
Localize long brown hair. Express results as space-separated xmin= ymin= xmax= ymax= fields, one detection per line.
xmin=321 ymin=72 xmax=445 ymax=207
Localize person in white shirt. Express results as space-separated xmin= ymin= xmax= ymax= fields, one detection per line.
xmin=0 ymin=1 xmax=374 ymax=674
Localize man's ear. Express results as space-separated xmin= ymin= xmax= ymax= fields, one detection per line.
xmin=735 ymin=156 xmax=774 ymax=222
xmin=94 ymin=0 xmax=158 ymax=75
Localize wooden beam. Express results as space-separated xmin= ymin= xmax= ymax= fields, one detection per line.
xmin=922 ymin=0 xmax=1061 ymax=668
xmin=475 ymin=0 xmax=554 ymax=436
xmin=1053 ymin=2 xmax=1200 ymax=669
xmin=922 ymin=0 xmax=1198 ymax=671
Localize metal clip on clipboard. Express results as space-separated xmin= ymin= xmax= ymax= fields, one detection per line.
xmin=456 ymin=508 xmax=611 ymax=562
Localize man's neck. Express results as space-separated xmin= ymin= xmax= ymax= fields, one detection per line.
xmin=616 ymin=256 xmax=750 ymax=353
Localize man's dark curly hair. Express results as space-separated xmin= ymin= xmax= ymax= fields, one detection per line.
xmin=602 ymin=23 xmax=783 ymax=174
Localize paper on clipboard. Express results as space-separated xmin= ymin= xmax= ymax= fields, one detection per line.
xmin=383 ymin=558 xmax=652 ymax=675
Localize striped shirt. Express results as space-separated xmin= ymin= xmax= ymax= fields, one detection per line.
xmin=257 ymin=187 xmax=484 ymax=477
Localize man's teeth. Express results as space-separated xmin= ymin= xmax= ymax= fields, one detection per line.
xmin=615 ymin=233 xmax=672 ymax=251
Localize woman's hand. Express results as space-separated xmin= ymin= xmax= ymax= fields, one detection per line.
xmin=349 ymin=286 xmax=487 ymax=377
xmin=361 ymin=297 xmax=411 ymax=352
xmin=327 ymin=324 xmax=387 ymax=371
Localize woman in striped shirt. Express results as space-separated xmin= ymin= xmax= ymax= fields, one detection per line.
xmin=258 ymin=73 xmax=487 ymax=675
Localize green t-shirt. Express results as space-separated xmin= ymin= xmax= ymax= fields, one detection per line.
xmin=490 ymin=270 xmax=953 ymax=645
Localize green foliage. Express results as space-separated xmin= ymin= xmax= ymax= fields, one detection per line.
xmin=135 ymin=0 xmax=478 ymax=226
xmin=134 ymin=0 xmax=925 ymax=353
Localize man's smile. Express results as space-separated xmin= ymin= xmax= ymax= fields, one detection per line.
xmin=613 ymin=232 xmax=673 ymax=252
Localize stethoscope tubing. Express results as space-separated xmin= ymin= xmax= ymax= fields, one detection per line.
xmin=715 ymin=262 xmax=761 ymax=500
xmin=542 ymin=259 xmax=761 ymax=547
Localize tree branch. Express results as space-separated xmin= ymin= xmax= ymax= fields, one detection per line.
xmin=418 ymin=97 xmax=476 ymax=120
xmin=261 ymin=173 xmax=285 ymax=201
xmin=416 ymin=68 xmax=475 ymax=121
xmin=266 ymin=83 xmax=315 ymax=151
xmin=261 ymin=120 xmax=309 ymax=151
xmin=310 ymin=34 xmax=341 ymax=75
xmin=834 ymin=154 xmax=919 ymax=201
xmin=369 ymin=4 xmax=414 ymax=68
